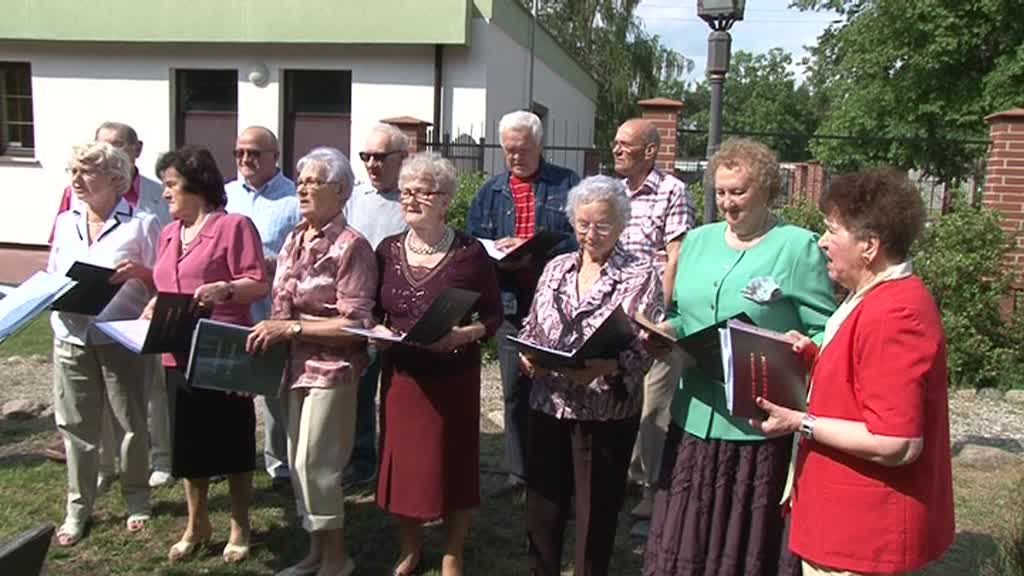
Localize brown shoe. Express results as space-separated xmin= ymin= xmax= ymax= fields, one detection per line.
xmin=43 ymin=437 xmax=67 ymax=463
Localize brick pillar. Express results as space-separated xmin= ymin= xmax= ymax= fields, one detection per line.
xmin=638 ymin=97 xmax=684 ymax=173
xmin=983 ymin=108 xmax=1024 ymax=288
xmin=381 ymin=116 xmax=432 ymax=154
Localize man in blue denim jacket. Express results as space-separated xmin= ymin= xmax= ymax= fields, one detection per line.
xmin=467 ymin=110 xmax=579 ymax=498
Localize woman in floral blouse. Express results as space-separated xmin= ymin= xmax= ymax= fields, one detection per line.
xmin=247 ymin=147 xmax=376 ymax=576
xmin=518 ymin=175 xmax=663 ymax=576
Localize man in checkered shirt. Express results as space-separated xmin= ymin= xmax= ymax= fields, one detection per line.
xmin=613 ymin=118 xmax=696 ymax=524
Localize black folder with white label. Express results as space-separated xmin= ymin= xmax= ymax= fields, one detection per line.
xmin=508 ymin=306 xmax=636 ymax=370
xmin=95 ymin=292 xmax=208 ymax=354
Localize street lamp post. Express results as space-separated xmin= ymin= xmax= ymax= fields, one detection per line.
xmin=698 ymin=0 xmax=744 ymax=223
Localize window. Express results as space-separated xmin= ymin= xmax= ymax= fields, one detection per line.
xmin=174 ymin=69 xmax=238 ymax=178
xmin=1 ymin=62 xmax=34 ymax=157
xmin=282 ymin=70 xmax=352 ymax=178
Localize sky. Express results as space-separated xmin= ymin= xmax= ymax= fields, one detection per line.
xmin=635 ymin=0 xmax=842 ymax=83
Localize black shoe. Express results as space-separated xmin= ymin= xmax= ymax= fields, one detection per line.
xmin=489 ymin=477 xmax=526 ymax=500
xmin=341 ymin=466 xmax=376 ymax=491
xmin=271 ymin=476 xmax=291 ymax=492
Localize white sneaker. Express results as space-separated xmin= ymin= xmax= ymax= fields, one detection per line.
xmin=149 ymin=470 xmax=174 ymax=488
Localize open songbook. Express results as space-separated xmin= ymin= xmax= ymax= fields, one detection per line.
xmin=508 ymin=306 xmax=635 ymax=370
xmin=719 ymin=319 xmax=808 ymax=419
xmin=185 ymin=319 xmax=286 ymax=397
xmin=0 ymin=262 xmax=124 ymax=344
xmin=476 ymin=230 xmax=566 ymax=262
xmin=342 ymin=287 xmax=481 ymax=346
xmin=630 ymin=312 xmax=753 ymax=382
xmin=95 ymin=292 xmax=208 ymax=354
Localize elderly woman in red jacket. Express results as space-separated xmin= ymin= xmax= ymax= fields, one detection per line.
xmin=753 ymin=168 xmax=954 ymax=575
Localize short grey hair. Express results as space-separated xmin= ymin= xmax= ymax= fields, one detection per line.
xmin=499 ymin=110 xmax=543 ymax=147
xmin=566 ymin=175 xmax=632 ymax=226
xmin=296 ymin=146 xmax=355 ymax=197
xmin=95 ymin=121 xmax=139 ymax=147
xmin=398 ymin=152 xmax=457 ymax=197
xmin=69 ymin=141 xmax=134 ymax=197
xmin=369 ymin=123 xmax=409 ymax=153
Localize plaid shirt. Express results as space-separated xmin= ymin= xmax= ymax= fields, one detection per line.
xmin=510 ymin=174 xmax=537 ymax=238
xmin=620 ymin=168 xmax=695 ymax=275
xmin=271 ymin=212 xmax=377 ymax=389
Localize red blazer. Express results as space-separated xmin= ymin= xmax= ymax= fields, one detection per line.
xmin=790 ymin=276 xmax=954 ymax=574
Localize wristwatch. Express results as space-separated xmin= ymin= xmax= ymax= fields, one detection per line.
xmin=799 ymin=414 xmax=817 ymax=440
xmin=290 ymin=321 xmax=303 ymax=338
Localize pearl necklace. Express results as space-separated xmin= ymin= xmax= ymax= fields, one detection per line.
xmin=406 ymin=227 xmax=454 ymax=255
xmin=180 ymin=213 xmax=210 ymax=249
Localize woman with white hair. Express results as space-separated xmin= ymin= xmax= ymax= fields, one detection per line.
xmin=517 ymin=175 xmax=663 ymax=576
xmin=374 ymin=153 xmax=502 ymax=576
xmin=49 ymin=141 xmax=161 ymax=546
xmin=247 ymin=147 xmax=377 ymax=576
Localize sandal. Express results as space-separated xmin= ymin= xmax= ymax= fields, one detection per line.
xmin=392 ymin=553 xmax=421 ymax=576
xmin=222 ymin=541 xmax=250 ymax=564
xmin=168 ymin=534 xmax=210 ymax=562
xmin=56 ymin=521 xmax=85 ymax=547
xmin=126 ymin=513 xmax=150 ymax=533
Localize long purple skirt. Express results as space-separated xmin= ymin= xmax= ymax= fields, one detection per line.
xmin=643 ymin=424 xmax=801 ymax=576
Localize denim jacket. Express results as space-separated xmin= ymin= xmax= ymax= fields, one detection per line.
xmin=467 ymin=159 xmax=580 ymax=318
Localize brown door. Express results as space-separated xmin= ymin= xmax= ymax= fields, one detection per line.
xmin=174 ymin=69 xmax=238 ymax=179
xmin=282 ymin=70 xmax=352 ymax=178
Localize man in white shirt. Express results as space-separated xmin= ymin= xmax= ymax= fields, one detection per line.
xmin=224 ymin=126 xmax=299 ymax=490
xmin=341 ymin=123 xmax=409 ymax=488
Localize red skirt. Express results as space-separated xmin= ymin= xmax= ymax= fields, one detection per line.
xmin=375 ymin=350 xmax=481 ymax=520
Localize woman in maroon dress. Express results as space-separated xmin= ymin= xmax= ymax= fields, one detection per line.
xmin=373 ymin=153 xmax=501 ymax=576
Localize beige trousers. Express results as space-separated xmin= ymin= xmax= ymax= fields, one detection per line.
xmin=99 ymin=357 xmax=170 ymax=475
xmin=287 ymin=382 xmax=358 ymax=532
xmin=52 ymin=340 xmax=150 ymax=526
xmin=629 ymin=349 xmax=686 ymax=487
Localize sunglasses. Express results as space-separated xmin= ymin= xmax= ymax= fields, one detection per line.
xmin=359 ymin=150 xmax=401 ymax=163
xmin=232 ymin=148 xmax=273 ymax=159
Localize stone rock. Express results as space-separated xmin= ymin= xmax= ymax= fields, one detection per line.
xmin=1004 ymin=390 xmax=1024 ymax=405
xmin=976 ymin=387 xmax=1004 ymax=402
xmin=40 ymin=404 xmax=54 ymax=419
xmin=4 ymin=355 xmax=23 ymax=364
xmin=952 ymin=388 xmax=976 ymax=401
xmin=488 ymin=410 xmax=505 ymax=430
xmin=2 ymin=399 xmax=43 ymax=420
xmin=955 ymin=443 xmax=1021 ymax=470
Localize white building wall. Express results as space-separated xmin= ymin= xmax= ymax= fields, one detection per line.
xmin=0 ymin=42 xmax=439 ymax=245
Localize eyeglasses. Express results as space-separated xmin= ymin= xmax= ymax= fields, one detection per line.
xmin=297 ymin=178 xmax=339 ymax=188
xmin=232 ymin=148 xmax=273 ymax=159
xmin=400 ymin=189 xmax=445 ymax=201
xmin=359 ymin=150 xmax=401 ymax=163
xmin=575 ymin=221 xmax=615 ymax=236
xmin=68 ymin=166 xmax=100 ymax=178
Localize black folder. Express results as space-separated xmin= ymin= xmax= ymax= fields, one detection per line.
xmin=631 ymin=312 xmax=753 ymax=382
xmin=508 ymin=306 xmax=636 ymax=370
xmin=343 ymin=287 xmax=481 ymax=346
xmin=0 ymin=523 xmax=53 ymax=576
xmin=50 ymin=262 xmax=123 ymax=315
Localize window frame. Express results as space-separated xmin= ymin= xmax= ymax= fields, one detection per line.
xmin=0 ymin=62 xmax=35 ymax=158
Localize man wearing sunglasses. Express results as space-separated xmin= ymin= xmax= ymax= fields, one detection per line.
xmin=341 ymin=123 xmax=410 ymax=490
xmin=224 ymin=125 xmax=299 ymax=492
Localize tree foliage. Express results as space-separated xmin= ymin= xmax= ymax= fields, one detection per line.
xmin=523 ymin=0 xmax=693 ymax=146
xmin=792 ymin=0 xmax=1024 ymax=181
xmin=680 ymin=49 xmax=819 ymax=160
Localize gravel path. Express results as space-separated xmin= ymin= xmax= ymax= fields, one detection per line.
xmin=2 ymin=355 xmax=1022 ymax=456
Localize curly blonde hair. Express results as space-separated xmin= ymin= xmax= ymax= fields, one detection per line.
xmin=398 ymin=152 xmax=457 ymax=197
xmin=707 ymin=138 xmax=782 ymax=202
xmin=69 ymin=141 xmax=134 ymax=197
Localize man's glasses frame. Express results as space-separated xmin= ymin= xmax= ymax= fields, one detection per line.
xmin=359 ymin=150 xmax=402 ymax=163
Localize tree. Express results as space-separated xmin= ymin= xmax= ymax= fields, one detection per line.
xmin=793 ymin=0 xmax=1024 ymax=181
xmin=680 ymin=48 xmax=819 ymax=160
xmin=524 ymin=0 xmax=693 ymax=146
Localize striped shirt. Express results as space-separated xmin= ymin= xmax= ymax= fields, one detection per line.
xmin=510 ymin=174 xmax=537 ymax=238
xmin=620 ymin=168 xmax=695 ymax=274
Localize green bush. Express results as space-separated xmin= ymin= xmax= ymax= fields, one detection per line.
xmin=448 ymin=172 xmax=487 ymax=231
xmin=778 ymin=198 xmax=825 ymax=235
xmin=913 ymin=192 xmax=1024 ymax=389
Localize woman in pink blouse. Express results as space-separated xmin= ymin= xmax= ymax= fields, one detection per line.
xmin=247 ymin=147 xmax=376 ymax=576
xmin=149 ymin=146 xmax=269 ymax=565
xmin=518 ymin=175 xmax=663 ymax=576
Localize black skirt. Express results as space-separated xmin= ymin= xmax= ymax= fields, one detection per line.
xmin=643 ymin=424 xmax=802 ymax=576
xmin=166 ymin=368 xmax=256 ymax=479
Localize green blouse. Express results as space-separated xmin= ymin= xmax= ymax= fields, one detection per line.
xmin=667 ymin=221 xmax=836 ymax=441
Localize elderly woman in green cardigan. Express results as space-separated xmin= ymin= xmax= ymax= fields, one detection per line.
xmin=642 ymin=138 xmax=837 ymax=576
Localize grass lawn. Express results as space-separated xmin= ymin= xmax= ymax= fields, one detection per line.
xmin=1 ymin=314 xmax=52 ymax=359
